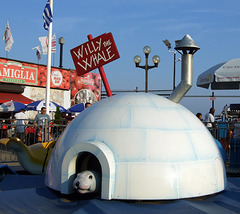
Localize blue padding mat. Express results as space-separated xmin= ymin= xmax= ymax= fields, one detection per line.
xmin=0 ymin=164 xmax=17 ymax=175
xmin=0 ymin=175 xmax=240 ymax=214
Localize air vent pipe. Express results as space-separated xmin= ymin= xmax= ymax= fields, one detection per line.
xmin=168 ymin=34 xmax=200 ymax=103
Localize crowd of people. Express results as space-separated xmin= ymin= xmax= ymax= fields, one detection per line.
xmin=196 ymin=108 xmax=216 ymax=127
xmin=0 ymin=102 xmax=92 ymax=145
xmin=7 ymin=103 xmax=240 ymax=145
xmin=196 ymin=108 xmax=216 ymax=128
xmin=196 ymin=107 xmax=240 ymax=144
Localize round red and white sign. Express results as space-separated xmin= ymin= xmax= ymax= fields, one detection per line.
xmin=51 ymin=70 xmax=63 ymax=87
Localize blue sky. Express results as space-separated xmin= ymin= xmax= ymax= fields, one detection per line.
xmin=1 ymin=0 xmax=240 ymax=116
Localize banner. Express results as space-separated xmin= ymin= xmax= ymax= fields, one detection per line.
xmin=3 ymin=20 xmax=14 ymax=52
xmin=0 ymin=58 xmax=70 ymax=90
xmin=0 ymin=58 xmax=101 ymax=103
xmin=39 ymin=34 xmax=56 ymax=55
xmin=39 ymin=36 xmax=48 ymax=55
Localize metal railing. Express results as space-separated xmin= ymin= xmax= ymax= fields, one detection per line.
xmin=0 ymin=118 xmax=240 ymax=175
xmin=0 ymin=118 xmax=69 ymax=163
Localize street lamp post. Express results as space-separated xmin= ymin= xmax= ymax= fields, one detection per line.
xmin=58 ymin=37 xmax=65 ymax=68
xmin=163 ymin=39 xmax=181 ymax=90
xmin=134 ymin=46 xmax=160 ymax=93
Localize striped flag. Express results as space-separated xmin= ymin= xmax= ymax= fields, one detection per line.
xmin=32 ymin=46 xmax=42 ymax=61
xmin=39 ymin=33 xmax=56 ymax=55
xmin=43 ymin=0 xmax=53 ymax=30
xmin=3 ymin=20 xmax=14 ymax=52
xmin=51 ymin=33 xmax=56 ymax=53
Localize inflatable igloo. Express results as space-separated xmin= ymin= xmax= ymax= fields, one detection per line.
xmin=45 ymin=92 xmax=227 ymax=200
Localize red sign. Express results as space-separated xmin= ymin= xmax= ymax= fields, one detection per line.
xmin=70 ymin=33 xmax=120 ymax=76
xmin=0 ymin=58 xmax=71 ymax=90
xmin=0 ymin=60 xmax=38 ymax=85
xmin=70 ymin=71 xmax=101 ymax=102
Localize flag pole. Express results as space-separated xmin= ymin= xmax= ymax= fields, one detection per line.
xmin=45 ymin=0 xmax=53 ymax=115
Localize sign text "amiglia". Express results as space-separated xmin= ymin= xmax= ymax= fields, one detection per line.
xmin=0 ymin=61 xmax=37 ymax=85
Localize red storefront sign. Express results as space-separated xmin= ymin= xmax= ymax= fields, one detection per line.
xmin=0 ymin=60 xmax=38 ymax=85
xmin=70 ymin=70 xmax=101 ymax=102
xmin=70 ymin=33 xmax=120 ymax=76
xmin=0 ymin=58 xmax=71 ymax=90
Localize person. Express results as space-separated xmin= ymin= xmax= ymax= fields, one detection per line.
xmin=196 ymin=113 xmax=203 ymax=121
xmin=34 ymin=107 xmax=50 ymax=142
xmin=205 ymin=108 xmax=215 ymax=128
xmin=14 ymin=109 xmax=28 ymax=142
xmin=59 ymin=112 xmax=67 ymax=134
xmin=85 ymin=102 xmax=92 ymax=109
xmin=66 ymin=113 xmax=73 ymax=121
xmin=8 ymin=117 xmax=16 ymax=138
xmin=25 ymin=121 xmax=37 ymax=145
xmin=0 ymin=120 xmax=8 ymax=138
xmin=231 ymin=115 xmax=240 ymax=140
xmin=34 ymin=107 xmax=51 ymax=126
xmin=37 ymin=125 xmax=43 ymax=143
xmin=65 ymin=113 xmax=74 ymax=126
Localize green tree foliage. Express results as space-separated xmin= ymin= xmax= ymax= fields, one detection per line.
xmin=54 ymin=106 xmax=62 ymax=124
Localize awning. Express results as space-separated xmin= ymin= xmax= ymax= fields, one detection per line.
xmin=0 ymin=92 xmax=33 ymax=104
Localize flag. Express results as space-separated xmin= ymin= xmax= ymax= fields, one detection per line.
xmin=32 ymin=46 xmax=42 ymax=61
xmin=3 ymin=20 xmax=14 ymax=52
xmin=39 ymin=36 xmax=48 ymax=55
xmin=43 ymin=0 xmax=53 ymax=30
xmin=39 ymin=34 xmax=56 ymax=55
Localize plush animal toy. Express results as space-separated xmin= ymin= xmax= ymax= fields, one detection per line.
xmin=72 ymin=170 xmax=101 ymax=194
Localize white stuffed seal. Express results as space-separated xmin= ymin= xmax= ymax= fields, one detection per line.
xmin=72 ymin=170 xmax=100 ymax=194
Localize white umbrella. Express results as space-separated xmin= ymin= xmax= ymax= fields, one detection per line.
xmin=26 ymin=100 xmax=67 ymax=112
xmin=197 ymin=58 xmax=240 ymax=90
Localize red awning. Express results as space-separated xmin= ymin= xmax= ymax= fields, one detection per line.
xmin=0 ymin=92 xmax=33 ymax=104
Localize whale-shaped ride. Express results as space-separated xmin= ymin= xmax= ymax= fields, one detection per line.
xmin=45 ymin=92 xmax=227 ymax=200
xmin=0 ymin=138 xmax=55 ymax=174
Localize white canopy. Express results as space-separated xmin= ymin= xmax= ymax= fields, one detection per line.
xmin=197 ymin=58 xmax=240 ymax=89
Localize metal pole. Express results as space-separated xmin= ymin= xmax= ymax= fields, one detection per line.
xmin=45 ymin=0 xmax=53 ymax=115
xmin=145 ymin=54 xmax=149 ymax=93
xmin=212 ymin=92 xmax=215 ymax=109
xmin=59 ymin=43 xmax=63 ymax=68
xmin=173 ymin=52 xmax=176 ymax=90
xmin=52 ymin=53 xmax=55 ymax=67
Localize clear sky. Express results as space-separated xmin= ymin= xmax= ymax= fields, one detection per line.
xmin=1 ymin=0 xmax=240 ymax=116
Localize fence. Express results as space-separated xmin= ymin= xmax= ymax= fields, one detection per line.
xmin=0 ymin=118 xmax=240 ymax=174
xmin=0 ymin=118 xmax=68 ymax=163
xmin=210 ymin=121 xmax=240 ymax=172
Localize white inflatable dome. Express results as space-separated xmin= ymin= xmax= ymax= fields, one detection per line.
xmin=45 ymin=93 xmax=227 ymax=200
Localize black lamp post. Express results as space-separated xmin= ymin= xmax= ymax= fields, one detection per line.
xmin=58 ymin=37 xmax=65 ymax=68
xmin=134 ymin=46 xmax=160 ymax=93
